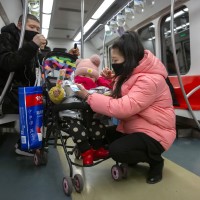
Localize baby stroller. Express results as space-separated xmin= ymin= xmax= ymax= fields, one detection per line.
xmin=41 ymin=51 xmax=110 ymax=196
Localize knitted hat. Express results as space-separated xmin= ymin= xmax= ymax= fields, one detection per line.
xmin=74 ymin=54 xmax=100 ymax=80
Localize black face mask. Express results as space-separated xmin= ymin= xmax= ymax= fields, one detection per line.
xmin=112 ymin=63 xmax=124 ymax=76
xmin=24 ymin=30 xmax=38 ymax=41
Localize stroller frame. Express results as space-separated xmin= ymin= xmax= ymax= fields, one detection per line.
xmin=41 ymin=51 xmax=109 ymax=195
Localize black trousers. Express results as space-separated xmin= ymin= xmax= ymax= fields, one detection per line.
xmin=105 ymin=126 xmax=165 ymax=165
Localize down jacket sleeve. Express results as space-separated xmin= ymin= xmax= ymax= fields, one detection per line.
xmin=87 ymin=76 xmax=158 ymax=119
xmin=0 ymin=33 xmax=39 ymax=72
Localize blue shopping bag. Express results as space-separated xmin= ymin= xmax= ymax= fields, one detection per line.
xmin=18 ymin=86 xmax=43 ymax=151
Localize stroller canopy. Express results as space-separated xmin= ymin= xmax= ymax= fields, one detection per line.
xmin=42 ymin=51 xmax=77 ymax=79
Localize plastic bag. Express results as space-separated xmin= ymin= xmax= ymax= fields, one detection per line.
xmin=18 ymin=86 xmax=43 ymax=151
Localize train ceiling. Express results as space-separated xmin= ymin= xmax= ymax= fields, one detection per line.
xmin=28 ymin=0 xmax=130 ymax=41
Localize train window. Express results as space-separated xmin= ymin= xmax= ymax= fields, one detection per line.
xmin=138 ymin=23 xmax=155 ymax=55
xmin=160 ymin=6 xmax=190 ymax=75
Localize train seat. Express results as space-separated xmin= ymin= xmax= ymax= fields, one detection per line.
xmin=0 ymin=114 xmax=19 ymax=125
xmin=169 ymin=76 xmax=200 ymax=110
xmin=0 ymin=114 xmax=19 ymax=127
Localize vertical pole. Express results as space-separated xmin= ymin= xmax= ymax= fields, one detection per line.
xmin=40 ymin=0 xmax=43 ymax=33
xmin=102 ymin=25 xmax=106 ymax=69
xmin=19 ymin=0 xmax=29 ymax=48
xmin=81 ymin=0 xmax=84 ymax=58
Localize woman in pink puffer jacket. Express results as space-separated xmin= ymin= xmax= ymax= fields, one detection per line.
xmin=76 ymin=31 xmax=176 ymax=184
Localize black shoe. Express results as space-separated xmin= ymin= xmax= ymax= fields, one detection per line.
xmin=128 ymin=163 xmax=138 ymax=168
xmin=146 ymin=174 xmax=162 ymax=184
xmin=146 ymin=160 xmax=164 ymax=184
xmin=15 ymin=141 xmax=34 ymax=157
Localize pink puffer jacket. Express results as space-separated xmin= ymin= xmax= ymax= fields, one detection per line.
xmin=87 ymin=50 xmax=176 ymax=150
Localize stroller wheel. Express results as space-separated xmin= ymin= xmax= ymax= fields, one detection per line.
xmin=74 ymin=146 xmax=81 ymax=159
xmin=73 ymin=174 xmax=84 ymax=193
xmin=120 ymin=163 xmax=128 ymax=179
xmin=41 ymin=151 xmax=48 ymax=165
xmin=111 ymin=164 xmax=123 ymax=181
xmin=34 ymin=152 xmax=42 ymax=166
xmin=63 ymin=176 xmax=73 ymax=196
xmin=33 ymin=150 xmax=48 ymax=166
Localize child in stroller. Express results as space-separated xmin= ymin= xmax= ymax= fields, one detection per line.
xmin=66 ymin=54 xmax=112 ymax=166
xmin=44 ymin=52 xmax=112 ymax=166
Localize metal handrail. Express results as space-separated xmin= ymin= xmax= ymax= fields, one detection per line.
xmin=102 ymin=25 xmax=107 ymax=69
xmin=0 ymin=0 xmax=29 ymax=107
xmin=187 ymin=85 xmax=200 ymax=98
xmin=84 ymin=23 xmax=104 ymax=42
xmin=170 ymin=0 xmax=200 ymax=129
xmin=84 ymin=23 xmax=106 ymax=68
xmin=80 ymin=0 xmax=84 ymax=58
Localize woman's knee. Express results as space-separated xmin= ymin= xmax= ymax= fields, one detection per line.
xmin=108 ymin=141 xmax=122 ymax=158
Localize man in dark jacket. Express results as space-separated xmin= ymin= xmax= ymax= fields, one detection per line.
xmin=0 ymin=14 xmax=46 ymax=113
xmin=0 ymin=14 xmax=46 ymax=156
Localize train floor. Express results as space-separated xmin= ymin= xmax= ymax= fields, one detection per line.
xmin=1 ymin=131 xmax=200 ymax=200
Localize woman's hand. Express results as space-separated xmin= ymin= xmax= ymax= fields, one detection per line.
xmin=75 ymin=84 xmax=90 ymax=100
xmin=100 ymin=67 xmax=115 ymax=79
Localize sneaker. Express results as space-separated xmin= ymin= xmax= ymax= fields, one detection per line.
xmin=81 ymin=149 xmax=94 ymax=166
xmin=15 ymin=142 xmax=34 ymax=157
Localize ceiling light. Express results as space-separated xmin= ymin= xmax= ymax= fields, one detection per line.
xmin=92 ymin=0 xmax=116 ymax=19
xmin=42 ymin=14 xmax=51 ymax=29
xmin=74 ymin=32 xmax=82 ymax=42
xmin=73 ymin=19 xmax=97 ymax=41
xmin=42 ymin=28 xmax=49 ymax=38
xmin=74 ymin=0 xmax=116 ymax=41
xmin=43 ymin=0 xmax=54 ymax=14
xmin=84 ymin=19 xmax=97 ymax=33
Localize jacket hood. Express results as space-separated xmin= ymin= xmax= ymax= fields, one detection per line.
xmin=134 ymin=50 xmax=168 ymax=78
xmin=1 ymin=23 xmax=20 ymax=41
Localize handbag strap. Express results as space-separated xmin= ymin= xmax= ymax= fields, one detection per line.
xmin=34 ymin=67 xmax=42 ymax=87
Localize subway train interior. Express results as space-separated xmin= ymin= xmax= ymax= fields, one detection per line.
xmin=0 ymin=0 xmax=200 ymax=199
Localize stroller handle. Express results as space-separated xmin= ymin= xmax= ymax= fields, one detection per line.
xmin=53 ymin=101 xmax=91 ymax=112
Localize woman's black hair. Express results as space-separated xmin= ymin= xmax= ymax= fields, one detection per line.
xmin=111 ymin=31 xmax=145 ymax=98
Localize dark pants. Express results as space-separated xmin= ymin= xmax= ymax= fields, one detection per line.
xmin=105 ymin=126 xmax=165 ymax=165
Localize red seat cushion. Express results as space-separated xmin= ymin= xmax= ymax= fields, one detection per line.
xmin=169 ymin=76 xmax=200 ymax=110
